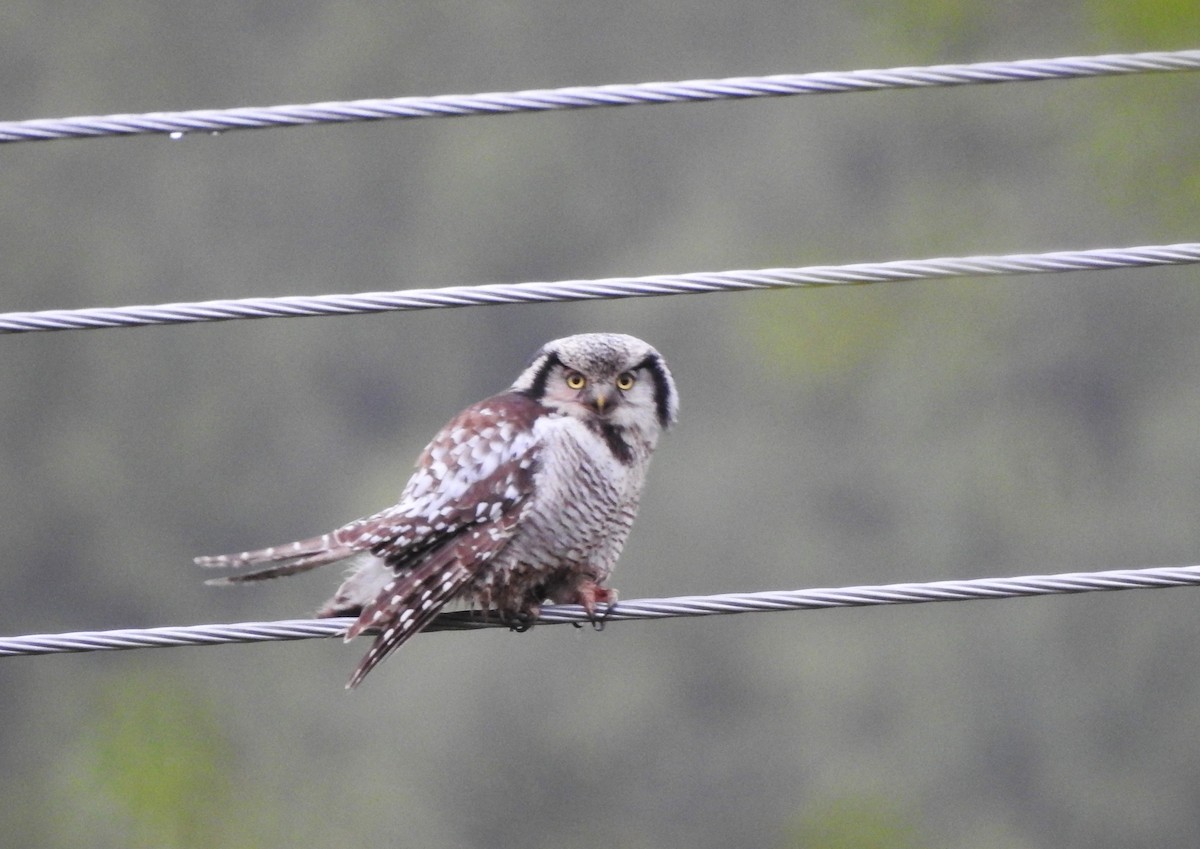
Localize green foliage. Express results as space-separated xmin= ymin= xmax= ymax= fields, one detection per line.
xmin=869 ymin=0 xmax=1200 ymax=228
xmin=869 ymin=0 xmax=990 ymax=57
xmin=783 ymin=795 xmax=924 ymax=849
xmin=739 ymin=288 xmax=904 ymax=383
xmin=1089 ymin=0 xmax=1200 ymax=49
xmin=1076 ymin=77 xmax=1200 ymax=224
xmin=61 ymin=671 xmax=240 ymax=849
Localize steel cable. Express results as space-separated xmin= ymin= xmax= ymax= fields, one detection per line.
xmin=4 ymin=563 xmax=1200 ymax=658
xmin=2 ymin=50 xmax=1199 ymax=143
xmin=4 ymin=242 xmax=1199 ymax=335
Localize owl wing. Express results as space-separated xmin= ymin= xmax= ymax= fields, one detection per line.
xmin=197 ymin=392 xmax=546 ymax=583
xmin=339 ymin=393 xmax=548 ymax=686
xmin=198 ymin=393 xmax=550 ymax=687
xmin=343 ymin=503 xmax=529 ymax=688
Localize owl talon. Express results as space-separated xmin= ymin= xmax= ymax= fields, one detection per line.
xmin=501 ymin=606 xmax=540 ymax=633
xmin=591 ymin=600 xmax=620 ymax=631
xmin=573 ymin=581 xmax=618 ymax=631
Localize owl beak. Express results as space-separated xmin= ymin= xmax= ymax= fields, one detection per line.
xmin=589 ymin=389 xmax=611 ymax=414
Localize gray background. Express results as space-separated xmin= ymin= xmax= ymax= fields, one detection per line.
xmin=2 ymin=4 xmax=1199 ymax=848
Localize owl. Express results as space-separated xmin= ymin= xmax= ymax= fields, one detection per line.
xmin=197 ymin=333 xmax=678 ymax=687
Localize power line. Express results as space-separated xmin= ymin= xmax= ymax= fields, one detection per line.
xmin=4 ymin=563 xmax=1200 ymax=658
xmin=3 ymin=242 xmax=1198 ymax=335
xmin=2 ymin=49 xmax=1198 ymax=144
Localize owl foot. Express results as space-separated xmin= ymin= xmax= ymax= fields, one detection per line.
xmin=575 ymin=582 xmax=617 ymax=631
xmin=500 ymin=606 xmax=540 ymax=633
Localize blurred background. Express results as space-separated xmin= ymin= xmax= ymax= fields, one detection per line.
xmin=3 ymin=3 xmax=1200 ymax=848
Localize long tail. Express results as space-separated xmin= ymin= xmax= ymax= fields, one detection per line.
xmin=195 ymin=532 xmax=354 ymax=584
xmin=344 ymin=550 xmax=475 ymax=689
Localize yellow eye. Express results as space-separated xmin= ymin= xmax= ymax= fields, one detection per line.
xmin=565 ymin=372 xmax=587 ymax=390
xmin=615 ymin=372 xmax=636 ymax=391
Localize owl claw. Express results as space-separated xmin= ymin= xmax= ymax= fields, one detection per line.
xmin=574 ymin=581 xmax=617 ymax=630
xmin=501 ymin=606 xmax=540 ymax=633
xmin=590 ymin=600 xmax=619 ymax=631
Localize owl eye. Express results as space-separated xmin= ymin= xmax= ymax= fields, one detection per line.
xmin=565 ymin=371 xmax=587 ymax=390
xmin=615 ymin=372 xmax=636 ymax=391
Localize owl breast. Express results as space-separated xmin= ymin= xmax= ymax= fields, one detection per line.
xmin=468 ymin=411 xmax=652 ymax=615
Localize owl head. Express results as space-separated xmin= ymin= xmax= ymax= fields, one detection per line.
xmin=512 ymin=333 xmax=678 ymax=432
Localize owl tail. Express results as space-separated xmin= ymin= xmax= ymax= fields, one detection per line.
xmin=195 ymin=532 xmax=354 ymax=584
xmin=344 ymin=551 xmax=475 ymax=689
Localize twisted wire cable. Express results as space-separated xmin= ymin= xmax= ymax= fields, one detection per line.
xmin=2 ymin=50 xmax=1199 ymax=144
xmin=3 ymin=242 xmax=1199 ymax=335
xmin=4 ymin=563 xmax=1200 ymax=658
